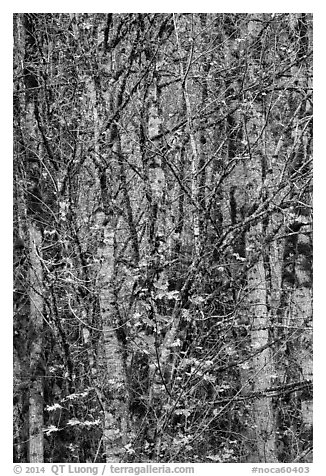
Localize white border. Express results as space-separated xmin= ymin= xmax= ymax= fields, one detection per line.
xmin=3 ymin=4 xmax=325 ymax=474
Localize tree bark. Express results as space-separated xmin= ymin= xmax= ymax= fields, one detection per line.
xmin=173 ymin=14 xmax=201 ymax=257
xmin=96 ymin=216 xmax=130 ymax=462
xmin=28 ymin=223 xmax=44 ymax=462
xmin=247 ymin=224 xmax=277 ymax=462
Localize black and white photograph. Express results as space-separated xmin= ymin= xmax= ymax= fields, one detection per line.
xmin=12 ymin=11 xmax=313 ymax=466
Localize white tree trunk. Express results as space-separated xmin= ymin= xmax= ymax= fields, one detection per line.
xmin=173 ymin=14 xmax=201 ymax=257
xmin=291 ymin=223 xmax=313 ymax=427
xmin=97 ymin=220 xmax=130 ymax=462
xmin=247 ymin=225 xmax=277 ymax=462
xmin=28 ymin=223 xmax=44 ymax=462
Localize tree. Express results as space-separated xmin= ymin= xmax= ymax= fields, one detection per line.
xmin=13 ymin=13 xmax=313 ymax=463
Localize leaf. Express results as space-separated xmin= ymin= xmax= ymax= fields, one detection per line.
xmin=174 ymin=408 xmax=192 ymax=417
xmin=67 ymin=418 xmax=80 ymax=426
xmin=142 ymin=316 xmax=155 ymax=327
xmin=124 ymin=443 xmax=136 ymax=455
xmin=153 ymin=281 xmax=168 ymax=291
xmin=166 ymin=290 xmax=180 ymax=300
xmin=83 ymin=419 xmax=101 ymax=427
xmin=203 ymin=373 xmax=216 ymax=383
xmin=239 ymin=361 xmax=250 ymax=370
xmin=46 ymin=403 xmax=62 ymax=411
xmin=191 ymin=296 xmax=205 ymax=305
xmin=206 ymin=454 xmax=221 ymax=462
xmin=169 ymin=338 xmax=181 ymax=348
xmin=44 ymin=425 xmax=60 ymax=436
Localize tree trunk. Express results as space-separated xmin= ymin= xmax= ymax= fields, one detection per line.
xmin=173 ymin=13 xmax=201 ymax=257
xmin=96 ymin=217 xmax=130 ymax=462
xmin=290 ymin=222 xmax=313 ymax=441
xmin=28 ymin=223 xmax=44 ymax=462
xmin=247 ymin=224 xmax=277 ymax=462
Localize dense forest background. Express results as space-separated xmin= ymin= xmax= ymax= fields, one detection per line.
xmin=13 ymin=13 xmax=312 ymax=464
